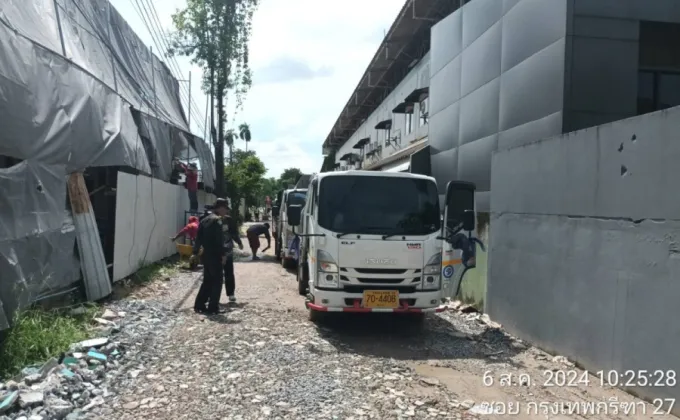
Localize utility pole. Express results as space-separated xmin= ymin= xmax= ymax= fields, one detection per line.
xmin=177 ymin=71 xmax=192 ymax=164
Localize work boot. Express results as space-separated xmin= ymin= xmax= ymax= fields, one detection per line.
xmin=228 ymin=296 xmax=236 ymax=303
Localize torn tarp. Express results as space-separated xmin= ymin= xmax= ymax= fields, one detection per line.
xmin=0 ymin=20 xmax=151 ymax=174
xmin=0 ymin=161 xmax=81 ymax=329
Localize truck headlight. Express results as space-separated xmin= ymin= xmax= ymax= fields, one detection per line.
xmin=317 ymin=250 xmax=338 ymax=273
xmin=423 ymin=253 xmax=442 ymax=290
xmin=317 ymin=250 xmax=339 ymax=288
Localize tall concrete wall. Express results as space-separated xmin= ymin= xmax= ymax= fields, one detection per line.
xmin=488 ymin=107 xmax=680 ymax=412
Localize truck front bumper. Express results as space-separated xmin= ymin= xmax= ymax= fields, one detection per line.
xmin=306 ymin=288 xmax=447 ymax=313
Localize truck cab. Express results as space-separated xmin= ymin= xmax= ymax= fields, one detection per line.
xmin=286 ymin=170 xmax=481 ymax=321
xmin=273 ymin=188 xmax=307 ymax=268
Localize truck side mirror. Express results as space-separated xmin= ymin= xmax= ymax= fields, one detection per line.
xmin=445 ymin=180 xmax=476 ymax=234
xmin=462 ymin=209 xmax=475 ymax=232
xmin=272 ymin=205 xmax=280 ymax=217
xmin=286 ymin=204 xmax=302 ymax=227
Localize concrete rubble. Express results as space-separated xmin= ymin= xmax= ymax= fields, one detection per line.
xmin=0 ymin=300 xmax=177 ymax=420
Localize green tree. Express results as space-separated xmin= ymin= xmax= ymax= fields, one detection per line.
xmin=261 ymin=176 xmax=278 ymax=202
xmin=225 ymin=149 xmax=266 ymax=219
xmin=238 ymin=123 xmax=252 ymax=152
xmin=277 ymin=167 xmax=302 ymax=190
xmin=170 ymin=0 xmax=258 ymax=196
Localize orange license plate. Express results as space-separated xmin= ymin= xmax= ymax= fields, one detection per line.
xmin=362 ymin=290 xmax=399 ymax=309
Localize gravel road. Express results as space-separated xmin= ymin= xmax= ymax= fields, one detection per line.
xmin=84 ymin=233 xmax=672 ymax=420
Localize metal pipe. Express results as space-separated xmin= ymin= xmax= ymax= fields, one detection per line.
xmin=32 ymin=286 xmax=80 ymax=304
xmin=52 ymin=0 xmax=66 ymax=55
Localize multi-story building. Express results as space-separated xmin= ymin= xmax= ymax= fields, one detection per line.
xmin=322 ymin=0 xmax=680 ymax=211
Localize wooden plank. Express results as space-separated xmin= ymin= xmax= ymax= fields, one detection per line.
xmin=68 ymin=173 xmax=112 ymax=301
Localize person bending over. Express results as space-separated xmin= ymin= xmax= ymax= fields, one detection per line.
xmin=246 ymin=223 xmax=271 ymax=261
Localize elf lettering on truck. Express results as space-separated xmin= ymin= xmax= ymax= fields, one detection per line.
xmin=285 ymin=170 xmax=484 ymax=322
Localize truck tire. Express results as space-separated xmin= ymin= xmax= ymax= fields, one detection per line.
xmin=309 ymin=308 xmax=325 ymax=323
xmin=275 ymin=237 xmax=282 ymax=261
xmin=297 ymin=261 xmax=309 ymax=295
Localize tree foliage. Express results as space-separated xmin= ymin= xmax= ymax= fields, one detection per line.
xmin=278 ymin=168 xmax=303 ymax=189
xmin=238 ymin=123 xmax=252 ymax=151
xmin=224 ymin=149 xmax=266 ymax=215
xmin=169 ymin=0 xmax=259 ymax=195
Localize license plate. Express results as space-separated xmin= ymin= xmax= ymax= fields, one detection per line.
xmin=362 ymin=290 xmax=399 ymax=309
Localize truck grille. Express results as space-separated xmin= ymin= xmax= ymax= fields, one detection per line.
xmin=342 ymin=285 xmax=417 ymax=294
xmin=353 ymin=268 xmax=407 ymax=274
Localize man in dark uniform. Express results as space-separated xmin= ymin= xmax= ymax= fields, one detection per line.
xmin=222 ymin=207 xmax=243 ymax=303
xmin=192 ymin=198 xmax=229 ymax=314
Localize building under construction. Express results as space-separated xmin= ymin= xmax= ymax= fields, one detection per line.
xmin=0 ymin=0 xmax=216 ymax=329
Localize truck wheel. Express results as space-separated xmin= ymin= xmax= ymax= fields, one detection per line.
xmin=275 ymin=238 xmax=282 ymax=261
xmin=297 ymin=262 xmax=309 ymax=295
xmin=309 ymin=308 xmax=325 ymax=323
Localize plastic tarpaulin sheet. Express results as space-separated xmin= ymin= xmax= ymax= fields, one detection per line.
xmin=0 ymin=161 xmax=81 ymax=329
xmin=185 ymin=133 xmax=215 ymax=189
xmin=0 ymin=0 xmax=204 ymax=173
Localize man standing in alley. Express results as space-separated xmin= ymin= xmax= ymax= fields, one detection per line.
xmin=174 ymin=159 xmax=199 ymax=212
xmin=191 ymin=198 xmax=229 ymax=315
xmin=246 ymin=222 xmax=271 ymax=261
xmin=222 ymin=206 xmax=243 ymax=303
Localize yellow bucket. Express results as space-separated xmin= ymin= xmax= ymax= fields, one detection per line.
xmin=176 ymin=243 xmax=202 ymax=259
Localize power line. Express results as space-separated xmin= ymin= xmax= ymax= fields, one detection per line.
xmin=130 ymin=0 xmax=204 ymax=135
xmin=142 ymin=0 xmax=206 ymax=137
xmin=129 ymin=0 xmax=206 ymax=136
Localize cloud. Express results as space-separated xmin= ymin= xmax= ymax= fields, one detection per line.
xmin=254 ymin=56 xmax=333 ymax=85
xmin=108 ymin=0 xmax=405 ymax=178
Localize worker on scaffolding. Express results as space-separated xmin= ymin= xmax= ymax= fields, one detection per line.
xmin=174 ymin=158 xmax=199 ymax=212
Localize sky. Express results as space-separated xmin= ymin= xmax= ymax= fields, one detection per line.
xmin=108 ymin=0 xmax=404 ymax=178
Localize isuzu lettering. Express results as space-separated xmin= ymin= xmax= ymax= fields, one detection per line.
xmin=285 ymin=170 xmax=482 ymax=322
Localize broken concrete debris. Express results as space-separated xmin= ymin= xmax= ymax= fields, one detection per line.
xmin=0 ymin=300 xmax=176 ymax=420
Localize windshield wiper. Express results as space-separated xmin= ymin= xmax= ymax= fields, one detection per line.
xmin=336 ymin=232 xmax=357 ymax=238
xmin=381 ymin=233 xmax=403 ymax=240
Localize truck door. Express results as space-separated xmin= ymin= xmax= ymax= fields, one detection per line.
xmin=441 ymin=181 xmax=478 ymax=300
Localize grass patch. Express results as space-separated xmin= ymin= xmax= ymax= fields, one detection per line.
xmin=0 ymin=305 xmax=98 ymax=379
xmin=132 ymin=260 xmax=179 ymax=285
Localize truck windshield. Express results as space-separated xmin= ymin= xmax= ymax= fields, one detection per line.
xmin=318 ymin=175 xmax=440 ymax=235
xmin=286 ymin=191 xmax=307 ymax=207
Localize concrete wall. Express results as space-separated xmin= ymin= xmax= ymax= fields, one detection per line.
xmin=334 ymin=52 xmax=431 ymax=168
xmin=428 ymin=0 xmax=569 ymax=211
xmin=488 ymin=107 xmax=680 ymax=411
xmin=113 ymin=172 xmax=214 ymax=282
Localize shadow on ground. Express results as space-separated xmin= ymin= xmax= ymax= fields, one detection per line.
xmin=313 ymin=312 xmax=527 ymax=366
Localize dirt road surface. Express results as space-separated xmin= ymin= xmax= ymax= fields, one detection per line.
xmin=95 ymin=237 xmax=676 ymax=419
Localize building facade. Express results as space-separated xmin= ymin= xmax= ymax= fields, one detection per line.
xmin=323 ymin=0 xmax=680 ymax=210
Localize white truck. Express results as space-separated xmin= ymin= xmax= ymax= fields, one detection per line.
xmin=273 ymin=188 xmax=308 ymax=268
xmin=285 ymin=170 xmax=483 ymax=321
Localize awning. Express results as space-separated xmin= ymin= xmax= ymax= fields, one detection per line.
xmin=353 ymin=137 xmax=370 ymax=149
xmin=383 ymin=160 xmax=410 ymax=172
xmin=375 ymin=119 xmax=392 ymax=130
xmin=340 ymin=153 xmax=359 ymax=162
xmin=392 ymin=102 xmax=414 ymax=114
xmin=404 ymin=87 xmax=429 ymax=103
